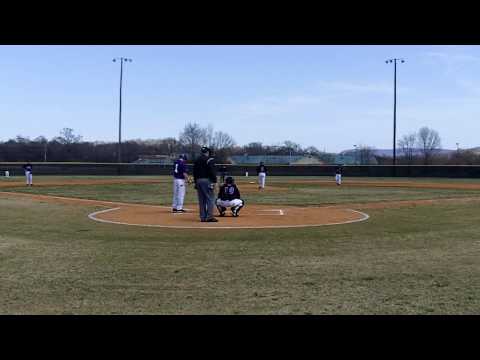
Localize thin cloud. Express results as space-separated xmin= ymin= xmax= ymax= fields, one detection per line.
xmin=423 ymin=51 xmax=480 ymax=74
xmin=233 ymin=80 xmax=406 ymax=118
xmin=454 ymin=79 xmax=480 ymax=97
xmin=425 ymin=51 xmax=479 ymax=63
xmin=318 ymin=80 xmax=394 ymax=94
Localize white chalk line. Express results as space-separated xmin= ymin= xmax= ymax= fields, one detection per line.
xmin=88 ymin=207 xmax=122 ymax=220
xmin=87 ymin=207 xmax=369 ymax=229
xmin=0 ymin=191 xmax=195 ymax=211
xmin=256 ymin=209 xmax=284 ymax=216
xmin=1 ymin=191 xmax=369 ymax=229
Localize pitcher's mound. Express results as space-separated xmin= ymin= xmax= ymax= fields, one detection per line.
xmin=89 ymin=204 xmax=368 ymax=229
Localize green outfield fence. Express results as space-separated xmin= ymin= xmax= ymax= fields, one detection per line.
xmin=2 ymin=162 xmax=480 ymax=178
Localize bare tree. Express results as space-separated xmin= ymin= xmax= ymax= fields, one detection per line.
xmin=33 ymin=136 xmax=49 ymax=162
xmin=416 ymin=126 xmax=441 ymax=165
xmin=283 ymin=141 xmax=302 ymax=154
xmin=212 ymin=131 xmax=236 ymax=150
xmin=304 ymin=146 xmax=320 ymax=156
xmin=398 ymin=132 xmax=417 ymax=164
xmin=55 ymin=128 xmax=83 ymax=144
xmin=243 ymin=142 xmax=264 ymax=155
xmin=357 ymin=145 xmax=376 ymax=165
xmin=449 ymin=149 xmax=480 ymax=165
xmin=205 ymin=124 xmax=215 ymax=149
xmin=163 ymin=137 xmax=180 ymax=156
xmin=179 ymin=122 xmax=207 ymax=160
xmin=209 ymin=131 xmax=236 ymax=163
xmin=15 ymin=135 xmax=31 ymax=143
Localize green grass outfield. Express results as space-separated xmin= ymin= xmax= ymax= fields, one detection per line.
xmin=1 ymin=175 xmax=480 ymax=314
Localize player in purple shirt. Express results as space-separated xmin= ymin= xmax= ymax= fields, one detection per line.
xmin=172 ymin=154 xmax=188 ymax=213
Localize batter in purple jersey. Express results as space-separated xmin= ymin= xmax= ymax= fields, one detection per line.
xmin=172 ymin=154 xmax=188 ymax=213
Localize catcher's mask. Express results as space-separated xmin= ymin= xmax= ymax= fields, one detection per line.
xmin=225 ymin=176 xmax=234 ymax=185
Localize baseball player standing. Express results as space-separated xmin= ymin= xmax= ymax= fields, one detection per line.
xmin=172 ymin=154 xmax=188 ymax=213
xmin=193 ymin=146 xmax=218 ymax=222
xmin=23 ymin=161 xmax=33 ymax=186
xmin=335 ymin=165 xmax=342 ymax=186
xmin=256 ymin=161 xmax=267 ymax=190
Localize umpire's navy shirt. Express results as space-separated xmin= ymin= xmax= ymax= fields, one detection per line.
xmin=193 ymin=155 xmax=217 ymax=183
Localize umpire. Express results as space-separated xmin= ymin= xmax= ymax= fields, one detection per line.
xmin=193 ymin=146 xmax=218 ymax=222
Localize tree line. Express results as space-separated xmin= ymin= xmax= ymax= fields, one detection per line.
xmin=0 ymin=124 xmax=335 ymax=163
xmin=2 ymin=124 xmax=479 ymax=165
xmin=333 ymin=126 xmax=480 ymax=165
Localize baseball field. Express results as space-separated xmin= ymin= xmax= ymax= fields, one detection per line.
xmin=1 ymin=175 xmax=480 ymax=314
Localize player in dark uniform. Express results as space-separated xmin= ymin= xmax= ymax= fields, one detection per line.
xmin=193 ymin=146 xmax=218 ymax=222
xmin=256 ymin=161 xmax=267 ymax=190
xmin=216 ymin=176 xmax=244 ymax=217
xmin=23 ymin=162 xmax=33 ymax=186
xmin=335 ymin=165 xmax=343 ymax=185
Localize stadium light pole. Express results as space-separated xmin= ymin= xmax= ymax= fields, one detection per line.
xmin=113 ymin=57 xmax=133 ymax=163
xmin=456 ymin=142 xmax=460 ymax=165
xmin=386 ymin=58 xmax=405 ymax=167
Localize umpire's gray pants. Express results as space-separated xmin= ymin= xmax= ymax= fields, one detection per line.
xmin=196 ymin=178 xmax=215 ymax=221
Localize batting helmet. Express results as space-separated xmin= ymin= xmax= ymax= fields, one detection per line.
xmin=225 ymin=176 xmax=234 ymax=184
xmin=200 ymin=146 xmax=210 ymax=154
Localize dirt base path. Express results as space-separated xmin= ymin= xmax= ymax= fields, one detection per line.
xmin=0 ymin=191 xmax=367 ymax=229
xmin=3 ymin=177 xmax=480 ymax=191
xmin=274 ymin=179 xmax=480 ymax=190
xmin=0 ymin=178 xmax=163 ymax=188
xmin=0 ymin=179 xmax=285 ymax=194
xmin=3 ymin=191 xmax=480 ymax=229
xmin=88 ymin=204 xmax=368 ymax=229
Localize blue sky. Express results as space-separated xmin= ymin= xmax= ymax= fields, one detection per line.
xmin=0 ymin=45 xmax=479 ymax=152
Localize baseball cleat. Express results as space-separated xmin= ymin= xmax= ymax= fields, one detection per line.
xmin=176 ymin=209 xmax=186 ymax=213
xmin=206 ymin=218 xmax=218 ymax=222
xmin=172 ymin=208 xmax=178 ymax=213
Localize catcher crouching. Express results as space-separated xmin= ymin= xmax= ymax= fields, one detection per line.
xmin=216 ymin=176 xmax=244 ymax=217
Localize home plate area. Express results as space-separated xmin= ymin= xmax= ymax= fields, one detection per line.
xmin=89 ymin=203 xmax=369 ymax=229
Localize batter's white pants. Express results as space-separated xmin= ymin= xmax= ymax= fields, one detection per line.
xmin=25 ymin=171 xmax=32 ymax=185
xmin=335 ymin=174 xmax=342 ymax=185
xmin=216 ymin=199 xmax=244 ymax=208
xmin=258 ymin=172 xmax=266 ymax=188
xmin=172 ymin=178 xmax=186 ymax=210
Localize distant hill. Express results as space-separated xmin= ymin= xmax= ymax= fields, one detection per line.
xmin=339 ymin=148 xmax=457 ymax=158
